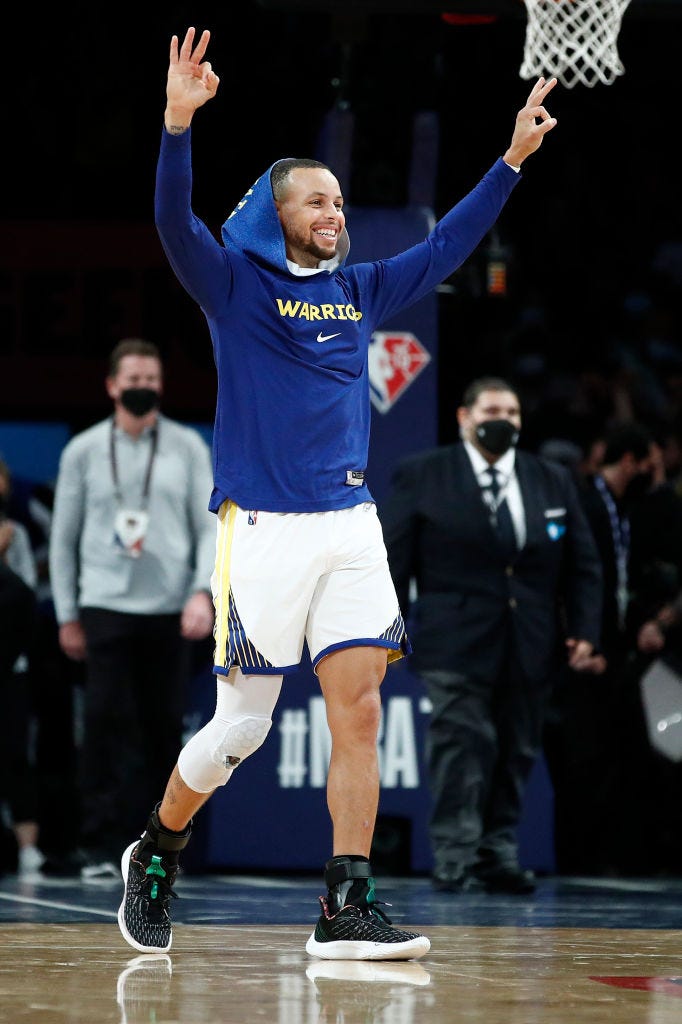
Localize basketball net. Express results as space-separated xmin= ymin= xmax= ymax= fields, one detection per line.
xmin=520 ymin=0 xmax=632 ymax=89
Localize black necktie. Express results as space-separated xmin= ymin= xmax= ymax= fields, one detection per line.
xmin=486 ymin=466 xmax=517 ymax=560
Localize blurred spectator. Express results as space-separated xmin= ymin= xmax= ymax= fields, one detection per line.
xmin=627 ymin=597 xmax=682 ymax=877
xmin=657 ymin=414 xmax=682 ymax=499
xmin=0 ymin=458 xmax=37 ymax=592
xmin=628 ymin=434 xmax=682 ymax=618
xmin=536 ymin=438 xmax=585 ymax=490
xmin=2 ymin=469 xmax=85 ymax=873
xmin=544 ymin=421 xmax=681 ymax=875
xmin=49 ymin=338 xmax=216 ymax=879
xmin=637 ymin=589 xmax=682 ymax=658
xmin=0 ymin=457 xmax=42 ymax=876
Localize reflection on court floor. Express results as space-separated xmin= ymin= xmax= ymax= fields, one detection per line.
xmin=1 ymin=873 xmax=682 ymax=1023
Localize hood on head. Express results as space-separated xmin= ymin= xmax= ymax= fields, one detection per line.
xmin=221 ymin=158 xmax=350 ymax=274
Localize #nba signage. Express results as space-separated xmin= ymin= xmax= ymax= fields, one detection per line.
xmin=368 ymin=330 xmax=431 ymax=413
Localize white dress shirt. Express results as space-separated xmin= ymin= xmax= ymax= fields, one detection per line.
xmin=463 ymin=439 xmax=526 ymax=550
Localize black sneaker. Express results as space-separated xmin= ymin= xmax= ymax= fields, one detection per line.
xmin=305 ymin=894 xmax=430 ymax=961
xmin=117 ymin=840 xmax=178 ymax=953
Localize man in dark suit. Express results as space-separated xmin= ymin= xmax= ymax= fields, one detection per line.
xmin=379 ymin=376 xmax=603 ymax=894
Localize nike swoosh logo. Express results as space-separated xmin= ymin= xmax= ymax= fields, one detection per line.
xmin=316 ymin=331 xmax=341 ymax=343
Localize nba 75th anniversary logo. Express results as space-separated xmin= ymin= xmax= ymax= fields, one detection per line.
xmin=368 ymin=331 xmax=431 ymax=413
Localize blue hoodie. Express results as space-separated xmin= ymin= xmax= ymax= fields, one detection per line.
xmin=155 ymin=129 xmax=520 ymax=514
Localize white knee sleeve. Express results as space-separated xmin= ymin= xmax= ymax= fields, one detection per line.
xmin=179 ymin=715 xmax=272 ymax=793
xmin=178 ymin=669 xmax=283 ymax=793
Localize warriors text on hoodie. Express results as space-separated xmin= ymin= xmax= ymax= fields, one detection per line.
xmin=154 ymin=130 xmax=521 ymax=514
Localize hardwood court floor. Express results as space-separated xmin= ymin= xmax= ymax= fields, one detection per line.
xmin=1 ymin=872 xmax=681 ymax=1023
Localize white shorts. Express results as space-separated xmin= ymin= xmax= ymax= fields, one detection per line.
xmin=211 ymin=500 xmax=410 ymax=676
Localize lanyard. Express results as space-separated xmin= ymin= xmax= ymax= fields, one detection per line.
xmin=594 ymin=473 xmax=630 ymax=629
xmin=109 ymin=419 xmax=159 ymax=510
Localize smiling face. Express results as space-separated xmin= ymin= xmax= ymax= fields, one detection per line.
xmin=275 ymin=166 xmax=345 ymax=268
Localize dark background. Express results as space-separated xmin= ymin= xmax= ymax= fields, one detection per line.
xmin=3 ymin=0 xmax=682 ymax=445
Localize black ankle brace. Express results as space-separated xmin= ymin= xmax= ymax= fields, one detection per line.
xmin=139 ymin=804 xmax=192 ymax=857
xmin=324 ymin=856 xmax=373 ymax=913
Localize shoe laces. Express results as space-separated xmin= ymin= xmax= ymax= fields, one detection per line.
xmin=322 ymin=892 xmax=394 ymax=926
xmin=360 ymin=879 xmax=393 ymax=925
xmin=362 ymin=894 xmax=393 ymax=926
xmin=139 ymin=855 xmax=178 ymax=921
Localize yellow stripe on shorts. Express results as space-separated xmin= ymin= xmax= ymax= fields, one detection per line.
xmin=214 ymin=499 xmax=238 ymax=669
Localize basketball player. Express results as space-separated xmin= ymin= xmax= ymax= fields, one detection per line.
xmin=117 ymin=25 xmax=557 ymax=961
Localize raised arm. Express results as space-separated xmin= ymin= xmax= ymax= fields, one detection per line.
xmin=164 ymin=26 xmax=220 ymax=135
xmin=503 ymin=75 xmax=558 ymax=169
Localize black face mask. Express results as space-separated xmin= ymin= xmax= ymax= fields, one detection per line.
xmin=475 ymin=419 xmax=519 ymax=456
xmin=120 ymin=388 xmax=160 ymax=417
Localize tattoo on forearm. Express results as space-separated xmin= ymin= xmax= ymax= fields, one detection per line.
xmin=167 ymin=124 xmax=189 ymax=135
